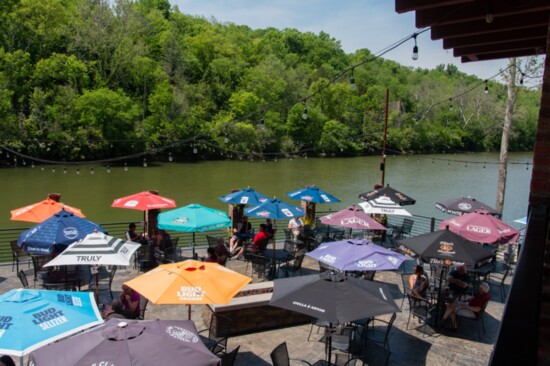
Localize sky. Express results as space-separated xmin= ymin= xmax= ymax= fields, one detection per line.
xmin=170 ymin=0 xmax=510 ymax=81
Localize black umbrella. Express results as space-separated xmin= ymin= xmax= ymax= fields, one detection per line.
xmin=269 ymin=271 xmax=400 ymax=363
xmin=435 ymin=196 xmax=500 ymax=218
xmin=358 ymin=184 xmax=416 ymax=206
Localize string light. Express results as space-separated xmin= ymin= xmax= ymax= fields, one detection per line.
xmin=76 ymin=167 xmax=80 ymax=174
xmin=31 ymin=161 xmax=34 ymax=168
xmin=168 ymin=152 xmax=173 ymax=162
xmin=484 ymin=80 xmax=489 ymax=94
xmin=412 ymin=34 xmax=419 ymax=60
xmin=449 ymin=98 xmax=453 ymax=111
xmin=124 ymin=162 xmax=128 ymax=171
xmin=63 ymin=166 xmax=67 ymax=174
xmin=349 ymin=68 xmax=357 ymax=91
xmin=106 ymin=164 xmax=111 ymax=173
xmin=90 ymin=167 xmax=94 ymax=174
xmin=51 ymin=165 xmax=56 ymax=173
xmin=41 ymin=164 xmax=44 ymax=171
xmin=302 ymin=107 xmax=308 ymax=120
xmin=143 ymin=158 xmax=147 ymax=167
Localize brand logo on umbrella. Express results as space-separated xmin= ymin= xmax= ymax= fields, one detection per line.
xmin=0 ymin=316 xmax=12 ymax=338
xmin=341 ymin=217 xmax=368 ymax=227
xmin=292 ymin=301 xmax=325 ymax=313
xmin=301 ymin=195 xmax=313 ymax=201
xmin=357 ymin=259 xmax=377 ymax=269
xmin=386 ymin=256 xmax=399 ymax=266
xmin=438 ymin=241 xmax=456 ymax=255
xmin=281 ymin=208 xmax=293 ymax=217
xmin=239 ymin=197 xmax=249 ymax=204
xmin=123 ymin=200 xmax=139 ymax=207
xmin=63 ymin=227 xmax=79 ymax=240
xmin=320 ymin=254 xmax=337 ymax=264
xmin=458 ymin=203 xmax=472 ymax=210
xmin=166 ymin=326 xmax=199 ymax=343
xmin=173 ymin=217 xmax=189 ymax=224
xmin=177 ymin=286 xmax=205 ymax=301
xmin=256 ymin=210 xmax=271 ymax=217
xmin=465 ymin=224 xmax=491 ymax=234
xmin=88 ymin=361 xmax=114 ymax=366
xmin=32 ymin=307 xmax=68 ymax=330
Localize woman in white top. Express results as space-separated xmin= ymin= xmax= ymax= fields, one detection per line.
xmin=288 ymin=217 xmax=304 ymax=240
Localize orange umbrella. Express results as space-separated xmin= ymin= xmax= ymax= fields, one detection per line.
xmin=10 ymin=198 xmax=85 ymax=223
xmin=124 ymin=260 xmax=251 ymax=319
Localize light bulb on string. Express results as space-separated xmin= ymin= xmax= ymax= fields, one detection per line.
xmin=432 ymin=158 xmax=434 ymax=164
xmin=168 ymin=152 xmax=173 ymax=162
xmin=526 ymin=163 xmax=529 ymax=170
xmin=51 ymin=165 xmax=56 ymax=173
xmin=6 ymin=152 xmax=9 ymax=158
xmin=106 ymin=164 xmax=111 ymax=173
xmin=76 ymin=167 xmax=80 ymax=175
xmin=143 ymin=158 xmax=147 ymax=167
xmin=90 ymin=167 xmax=94 ymax=175
xmin=124 ymin=162 xmax=128 ymax=171
xmin=302 ymin=107 xmax=308 ymax=120
xmin=349 ymin=68 xmax=357 ymax=91
xmin=449 ymin=98 xmax=453 ymax=111
xmin=412 ymin=34 xmax=419 ymax=60
xmin=31 ymin=161 xmax=34 ymax=168
xmin=193 ymin=145 xmax=198 ymax=154
xmin=13 ymin=156 xmax=17 ymax=166
xmin=224 ymin=136 xmax=229 ymax=143
xmin=520 ymin=73 xmax=524 ymax=85
xmin=484 ymin=80 xmax=489 ymax=94
xmin=447 ymin=160 xmax=450 ymax=166
xmin=464 ymin=161 xmax=468 ymax=168
xmin=41 ymin=164 xmax=44 ymax=171
xmin=483 ymin=163 xmax=486 ymax=169
xmin=22 ymin=159 xmax=26 ymax=166
xmin=63 ymin=166 xmax=67 ymax=174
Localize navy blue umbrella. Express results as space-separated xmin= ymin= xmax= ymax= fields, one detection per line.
xmin=18 ymin=208 xmax=105 ymax=254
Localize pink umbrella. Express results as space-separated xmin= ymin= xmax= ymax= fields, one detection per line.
xmin=319 ymin=205 xmax=387 ymax=231
xmin=439 ymin=209 xmax=520 ymax=245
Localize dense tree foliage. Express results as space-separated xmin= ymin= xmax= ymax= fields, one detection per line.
xmin=0 ymin=0 xmax=540 ymax=163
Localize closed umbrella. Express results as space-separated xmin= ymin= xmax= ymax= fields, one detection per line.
xmin=28 ymin=319 xmax=220 ymax=366
xmin=124 ymin=260 xmax=251 ymax=320
xmin=17 ymin=208 xmax=105 ymax=254
xmin=436 ymin=196 xmax=500 ymax=217
xmin=10 ymin=198 xmax=85 ymax=223
xmin=0 ymin=288 xmax=103 ymax=358
xmin=359 ymin=184 xmax=416 ymax=206
xmin=440 ymin=209 xmax=521 ymax=245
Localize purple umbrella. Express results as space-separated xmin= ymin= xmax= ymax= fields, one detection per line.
xmin=319 ymin=205 xmax=387 ymax=231
xmin=28 ymin=319 xmax=220 ymax=366
xmin=306 ymin=239 xmax=405 ymax=272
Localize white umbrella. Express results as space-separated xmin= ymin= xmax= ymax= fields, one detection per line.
xmin=358 ymin=196 xmax=412 ymax=217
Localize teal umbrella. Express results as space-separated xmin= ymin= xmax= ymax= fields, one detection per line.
xmin=157 ymin=204 xmax=231 ymax=258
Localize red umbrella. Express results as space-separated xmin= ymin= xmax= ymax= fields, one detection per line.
xmin=111 ymin=191 xmax=176 ymax=211
xmin=319 ymin=205 xmax=387 ymax=231
xmin=439 ymin=210 xmax=520 ymax=245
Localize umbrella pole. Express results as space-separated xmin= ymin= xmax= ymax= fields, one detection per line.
xmin=192 ymin=233 xmax=196 ymax=259
xmin=95 ymin=271 xmax=99 ymax=304
xmin=326 ymin=322 xmax=332 ymax=365
xmin=188 ymin=304 xmax=191 ymax=320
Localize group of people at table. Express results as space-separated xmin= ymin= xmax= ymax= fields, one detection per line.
xmin=409 ymin=264 xmax=491 ymax=330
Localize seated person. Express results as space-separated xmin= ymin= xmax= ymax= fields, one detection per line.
xmin=409 ymin=264 xmax=430 ymax=298
xmin=155 ymin=229 xmax=172 ymax=252
xmin=447 ymin=265 xmax=471 ymax=297
xmin=120 ymin=284 xmax=141 ymax=319
xmin=441 ymin=282 xmax=491 ymax=330
xmin=233 ymin=224 xmax=270 ymax=259
xmin=204 ymin=247 xmax=218 ymax=263
xmin=288 ymin=217 xmax=304 ymax=241
xmin=103 ymin=299 xmax=132 ymax=320
xmin=229 ymin=216 xmax=252 ymax=253
xmin=126 ymin=223 xmax=147 ymax=245
xmin=214 ymin=236 xmax=230 ymax=266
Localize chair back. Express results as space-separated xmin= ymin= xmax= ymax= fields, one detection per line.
xmin=220 ymin=345 xmax=240 ymax=366
xmin=293 ymin=252 xmax=305 ymax=270
xmin=249 ymin=254 xmax=268 ymax=278
xmin=10 ymin=240 xmax=24 ymax=257
xmin=108 ymin=266 xmax=117 ymax=286
xmin=401 ymin=273 xmax=413 ymax=295
xmin=402 ymin=218 xmax=414 ymax=236
xmin=382 ymin=313 xmax=397 ymax=344
xmin=206 ymin=235 xmax=219 ymax=248
xmin=283 ymin=240 xmax=297 ymax=255
xmin=270 ymin=342 xmax=290 ymax=366
xmin=283 ymin=229 xmax=293 ymax=241
xmin=139 ymin=297 xmax=149 ymax=319
xmin=331 ymin=230 xmax=345 ymax=241
xmin=18 ymin=270 xmax=29 ymax=288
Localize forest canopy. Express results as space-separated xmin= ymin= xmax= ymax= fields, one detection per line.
xmin=0 ymin=0 xmax=541 ymax=164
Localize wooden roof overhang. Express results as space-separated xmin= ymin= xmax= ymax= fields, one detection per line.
xmin=395 ymin=0 xmax=550 ymax=62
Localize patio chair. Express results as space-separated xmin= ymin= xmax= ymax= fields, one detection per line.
xmin=18 ymin=269 xmax=29 ymax=288
xmin=279 ymin=250 xmax=306 ymax=278
xmin=163 ymin=237 xmax=179 ymax=261
xmin=206 ymin=235 xmax=219 ymax=248
xmin=488 ymin=265 xmax=511 ymax=301
xmin=89 ymin=266 xmax=117 ymax=300
xmin=11 ymin=240 xmax=30 ymax=272
xmin=136 ymin=245 xmax=156 ymax=273
xmin=307 ymin=319 xmax=331 ymax=342
xmin=199 ymin=313 xmax=233 ymax=355
xmin=365 ymin=313 xmax=397 ymax=357
xmin=456 ymin=300 xmax=489 ymax=340
xmin=31 ymin=255 xmax=52 ymax=286
xmin=270 ymin=342 xmax=313 ymax=366
xmin=138 ymin=297 xmax=149 ymax=320
xmin=400 ymin=273 xmax=413 ymax=308
xmin=244 ymin=253 xmax=269 ymax=281
xmin=220 ymin=345 xmax=240 ymax=366
xmin=405 ymin=294 xmax=435 ymax=337
xmin=330 ymin=325 xmax=366 ymax=363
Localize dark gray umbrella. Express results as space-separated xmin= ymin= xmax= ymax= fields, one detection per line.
xmin=358 ymin=184 xmax=416 ymax=206
xmin=28 ymin=319 xmax=220 ymax=366
xmin=269 ymin=271 xmax=400 ymax=363
xmin=435 ymin=196 xmax=500 ymax=217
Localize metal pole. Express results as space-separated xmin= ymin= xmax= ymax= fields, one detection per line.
xmin=381 ymin=88 xmax=389 ymax=186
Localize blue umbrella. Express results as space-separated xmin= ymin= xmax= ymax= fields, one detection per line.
xmin=17 ymin=208 xmax=105 ymax=255
xmin=286 ymin=185 xmax=341 ymax=204
xmin=245 ymin=198 xmax=304 ymax=219
xmin=306 ymin=239 xmax=406 ymax=272
xmin=0 ymin=288 xmax=103 ymax=357
xmin=158 ymin=204 xmax=232 ymax=258
xmin=218 ymin=187 xmax=270 ymax=206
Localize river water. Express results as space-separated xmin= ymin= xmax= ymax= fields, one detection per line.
xmin=0 ymin=152 xmax=532 ymax=229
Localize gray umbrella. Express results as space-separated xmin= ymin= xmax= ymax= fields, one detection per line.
xmin=28 ymin=319 xmax=220 ymax=366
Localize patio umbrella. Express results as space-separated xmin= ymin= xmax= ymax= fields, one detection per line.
xmin=0 ymin=288 xmax=103 ymax=358
xmin=245 ymin=198 xmax=304 ymax=220
xmin=286 ymin=185 xmax=341 ymax=204
xmin=43 ymin=232 xmax=141 ymax=301
xmin=157 ymin=203 xmax=232 ymax=258
xmin=358 ymin=197 xmax=412 ymax=217
xmin=435 ymin=196 xmax=500 ymax=217
xmin=124 ymin=260 xmax=251 ymax=320
xmin=28 ymin=319 xmax=220 ymax=366
xmin=218 ymin=187 xmax=270 ymax=205
xmin=439 ymin=209 xmax=521 ymax=245
xmin=10 ymin=198 xmax=85 ymax=223
xmin=306 ymin=239 xmax=405 ymax=272
xmin=17 ymin=208 xmax=106 ymax=255
xmin=358 ymin=184 xmax=416 ymax=206
xmin=111 ymin=191 xmax=176 ymax=211
xmin=514 ymin=216 xmax=527 ymax=225
xmin=269 ymin=271 xmax=400 ymax=364
xmin=319 ymin=204 xmax=387 ymax=231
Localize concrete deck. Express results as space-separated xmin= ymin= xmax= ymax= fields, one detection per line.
xmin=1 ymin=246 xmax=510 ymax=365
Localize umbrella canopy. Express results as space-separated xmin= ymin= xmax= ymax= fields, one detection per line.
xmin=435 ymin=196 xmax=500 ymax=217
xmin=306 ymin=239 xmax=405 ymax=272
xmin=0 ymin=288 xmax=103 ymax=357
xmin=286 ymin=185 xmax=341 ymax=204
xmin=17 ymin=209 xmax=106 ymax=255
xmin=319 ymin=205 xmax=387 ymax=231
xmin=111 ymin=191 xmax=176 ymax=211
xmin=157 ymin=204 xmax=231 ymax=232
xmin=218 ymin=187 xmax=270 ymax=206
xmin=269 ymin=271 xmax=400 ymax=325
xmin=358 ymin=184 xmax=416 ymax=206
xmin=245 ymin=198 xmax=304 ymax=219
xmin=358 ymin=197 xmax=412 ymax=217
xmin=10 ymin=198 xmax=85 ymax=223
xmin=43 ymin=232 xmax=141 ymax=267
xmin=396 ymin=228 xmax=495 ymax=267
xmin=28 ymin=319 xmax=220 ymax=366
xmin=124 ymin=260 xmax=251 ymax=319
xmin=439 ymin=210 xmax=521 ymax=245
xmin=514 ymin=216 xmax=527 ymax=225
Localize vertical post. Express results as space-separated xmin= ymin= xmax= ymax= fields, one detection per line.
xmin=381 ymin=88 xmax=389 ymax=186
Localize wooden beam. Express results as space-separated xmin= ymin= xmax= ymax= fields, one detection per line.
xmin=461 ymin=48 xmax=545 ymax=63
xmin=443 ymin=26 xmax=549 ymax=49
xmin=416 ymin=0 xmax=550 ymax=27
xmin=431 ymin=12 xmax=549 ymax=40
xmin=454 ymin=37 xmax=547 ymax=57
xmin=395 ymin=0 xmax=472 ymax=14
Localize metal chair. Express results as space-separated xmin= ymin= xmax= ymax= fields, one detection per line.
xmin=488 ymin=265 xmax=511 ymax=301
xmin=11 ymin=240 xmax=30 ymax=272
xmin=31 ymin=255 xmax=51 ymax=286
xmin=405 ymin=294 xmax=435 ymax=336
xmin=138 ymin=297 xmax=149 ymax=320
xmin=244 ymin=253 xmax=269 ymax=281
xmin=400 ymin=273 xmax=413 ymax=308
xmin=206 ymin=235 xmax=219 ymax=248
xmin=270 ymin=342 xmax=313 ymax=366
xmin=456 ymin=300 xmax=489 ymax=340
xmin=220 ymin=345 xmax=240 ymax=366
xmin=199 ymin=313 xmax=233 ymax=355
xmin=365 ymin=313 xmax=397 ymax=357
xmin=18 ymin=269 xmax=29 ymax=288
xmin=89 ymin=266 xmax=117 ymax=300
xmin=279 ymin=250 xmax=306 ymax=278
